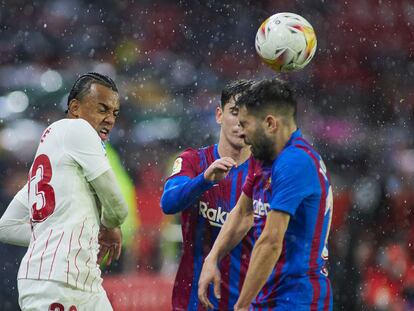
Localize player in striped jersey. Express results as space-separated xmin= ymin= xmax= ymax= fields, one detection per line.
xmin=0 ymin=73 xmax=128 ymax=311
xmin=161 ymin=80 xmax=254 ymax=310
xmin=199 ymin=78 xmax=333 ymax=310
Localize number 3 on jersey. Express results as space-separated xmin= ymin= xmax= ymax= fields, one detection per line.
xmin=29 ymin=154 xmax=56 ymax=222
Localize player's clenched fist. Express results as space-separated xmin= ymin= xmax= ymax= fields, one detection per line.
xmin=198 ymin=256 xmax=222 ymax=309
xmin=204 ymin=157 xmax=237 ymax=182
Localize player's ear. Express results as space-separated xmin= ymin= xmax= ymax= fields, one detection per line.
xmin=264 ymin=115 xmax=277 ymax=133
xmin=68 ymin=99 xmax=81 ymax=118
xmin=216 ymin=106 xmax=223 ymax=125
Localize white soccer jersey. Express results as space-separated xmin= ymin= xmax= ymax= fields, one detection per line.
xmin=16 ymin=118 xmax=111 ymax=293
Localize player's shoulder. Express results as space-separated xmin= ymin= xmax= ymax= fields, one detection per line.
xmin=179 ymin=144 xmax=215 ymax=159
xmin=51 ymin=118 xmax=93 ymax=132
xmin=177 ymin=147 xmax=199 ymax=162
xmin=275 ymin=144 xmax=315 ymax=172
xmin=59 ymin=118 xmax=100 ymax=140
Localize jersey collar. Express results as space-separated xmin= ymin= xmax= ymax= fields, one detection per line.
xmin=284 ymin=128 xmax=302 ymax=149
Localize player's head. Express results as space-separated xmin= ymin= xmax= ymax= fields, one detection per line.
xmin=66 ymin=72 xmax=119 ymax=141
xmin=236 ymin=78 xmax=297 ymax=162
xmin=217 ymin=79 xmax=255 ymax=150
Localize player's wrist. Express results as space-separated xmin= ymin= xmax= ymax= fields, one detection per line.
xmin=203 ymin=170 xmax=213 ymax=182
xmin=205 ymin=252 xmax=219 ymax=264
xmin=100 ymin=221 xmax=120 ymax=231
xmin=202 ymin=171 xmax=217 ymax=184
xmin=234 ymin=299 xmax=250 ymax=310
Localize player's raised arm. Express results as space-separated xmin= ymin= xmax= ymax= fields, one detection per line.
xmin=0 ymin=184 xmax=31 ymax=247
xmin=198 ymin=192 xmax=254 ymax=309
xmin=160 ymin=149 xmax=236 ymax=214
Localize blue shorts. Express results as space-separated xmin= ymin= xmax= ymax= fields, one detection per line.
xmin=250 ymin=275 xmax=333 ymax=311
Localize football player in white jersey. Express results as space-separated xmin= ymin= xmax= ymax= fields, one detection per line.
xmin=0 ymin=72 xmax=128 ymax=311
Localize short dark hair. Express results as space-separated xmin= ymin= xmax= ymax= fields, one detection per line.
xmin=220 ymin=79 xmax=255 ymax=108
xmin=236 ymin=78 xmax=297 ymax=121
xmin=66 ymin=72 xmax=118 ymax=112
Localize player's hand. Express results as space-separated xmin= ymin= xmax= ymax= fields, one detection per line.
xmin=97 ymin=225 xmax=122 ymax=266
xmin=204 ymin=157 xmax=237 ymax=183
xmin=198 ymin=256 xmax=221 ymax=309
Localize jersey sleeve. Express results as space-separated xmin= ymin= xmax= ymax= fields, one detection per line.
xmin=14 ymin=183 xmax=29 ymax=207
xmin=161 ymin=148 xmax=216 ymax=214
xmin=269 ymin=148 xmax=317 ymax=216
xmin=0 ymin=184 xmax=31 ymax=247
xmin=242 ymin=156 xmax=257 ymax=198
xmin=167 ymin=148 xmax=200 ymax=180
xmin=63 ymin=119 xmax=111 ymax=181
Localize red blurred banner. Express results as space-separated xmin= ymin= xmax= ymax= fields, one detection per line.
xmin=103 ymin=273 xmax=174 ymax=311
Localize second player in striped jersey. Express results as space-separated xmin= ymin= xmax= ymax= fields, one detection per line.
xmin=161 ymin=80 xmax=254 ymax=310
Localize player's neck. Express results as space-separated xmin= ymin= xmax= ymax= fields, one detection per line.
xmin=217 ymin=141 xmax=250 ymax=165
xmin=274 ymin=124 xmax=297 ymax=156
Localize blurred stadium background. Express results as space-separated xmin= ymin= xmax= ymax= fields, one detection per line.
xmin=1 ymin=0 xmax=414 ymax=310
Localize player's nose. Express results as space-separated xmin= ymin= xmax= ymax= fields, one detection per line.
xmin=104 ymin=114 xmax=116 ymax=125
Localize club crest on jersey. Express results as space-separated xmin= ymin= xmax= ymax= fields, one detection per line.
xmin=171 ymin=157 xmax=183 ymax=176
xmin=199 ymin=201 xmax=229 ymax=227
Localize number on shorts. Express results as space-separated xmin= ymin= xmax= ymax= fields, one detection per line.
xmin=48 ymin=303 xmax=77 ymax=311
xmin=49 ymin=303 xmax=64 ymax=311
xmin=29 ymin=154 xmax=56 ymax=222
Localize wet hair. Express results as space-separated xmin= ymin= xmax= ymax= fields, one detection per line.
xmin=66 ymin=72 xmax=118 ymax=113
xmin=220 ymin=79 xmax=255 ymax=108
xmin=236 ymin=78 xmax=297 ymax=121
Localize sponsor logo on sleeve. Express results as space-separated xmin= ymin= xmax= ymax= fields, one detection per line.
xmin=170 ymin=157 xmax=183 ymax=176
xmin=253 ymin=199 xmax=270 ymax=218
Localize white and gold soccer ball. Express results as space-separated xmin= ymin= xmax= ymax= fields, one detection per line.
xmin=255 ymin=12 xmax=317 ymax=72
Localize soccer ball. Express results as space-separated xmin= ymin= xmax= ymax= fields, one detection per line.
xmin=255 ymin=12 xmax=317 ymax=72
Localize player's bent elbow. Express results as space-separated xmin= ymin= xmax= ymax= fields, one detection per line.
xmin=0 ymin=226 xmax=7 ymax=243
xmin=0 ymin=218 xmax=10 ymax=242
xmin=160 ymin=197 xmax=176 ymax=215
xmin=117 ymin=205 xmax=128 ymax=225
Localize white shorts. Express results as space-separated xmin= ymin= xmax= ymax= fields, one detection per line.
xmin=18 ymin=279 xmax=113 ymax=311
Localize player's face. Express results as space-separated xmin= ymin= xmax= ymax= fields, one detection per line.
xmin=217 ymin=96 xmax=246 ymax=149
xmin=76 ymin=83 xmax=120 ymax=141
xmin=238 ymin=106 xmax=274 ymax=162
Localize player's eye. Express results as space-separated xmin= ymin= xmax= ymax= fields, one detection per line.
xmin=114 ymin=111 xmax=120 ymax=117
xmin=230 ymin=108 xmax=239 ymax=116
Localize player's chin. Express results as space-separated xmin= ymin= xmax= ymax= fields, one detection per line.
xmin=232 ymin=136 xmax=247 ymax=147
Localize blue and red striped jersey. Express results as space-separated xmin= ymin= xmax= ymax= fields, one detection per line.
xmin=242 ymin=129 xmax=333 ymax=311
xmin=163 ymin=144 xmax=252 ymax=310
